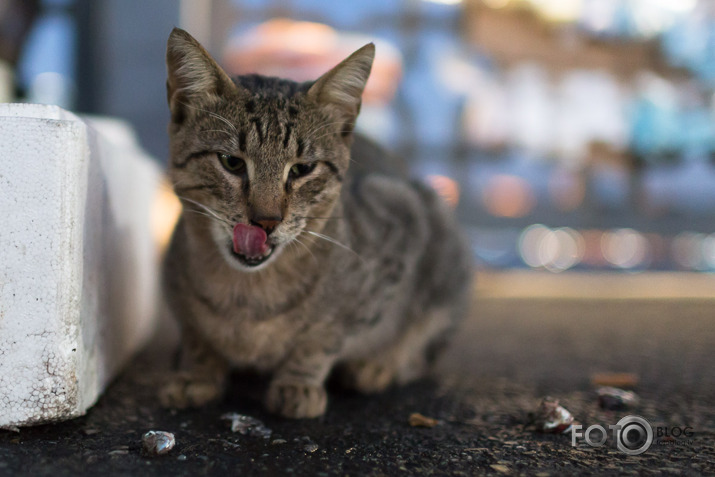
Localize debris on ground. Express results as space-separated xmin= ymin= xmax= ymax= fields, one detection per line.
xmin=408 ymin=412 xmax=440 ymax=428
xmin=221 ymin=413 xmax=272 ymax=439
xmin=533 ymin=397 xmax=574 ymax=434
xmin=142 ymin=430 xmax=176 ymax=455
xmin=590 ymin=372 xmax=638 ymax=388
xmin=295 ymin=436 xmax=319 ymax=453
xmin=597 ymin=386 xmax=639 ymax=410
xmin=490 ymin=464 xmax=511 ymax=474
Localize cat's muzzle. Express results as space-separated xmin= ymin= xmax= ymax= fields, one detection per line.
xmin=229 ymin=244 xmax=275 ymax=267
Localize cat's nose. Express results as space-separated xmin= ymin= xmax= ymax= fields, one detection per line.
xmin=251 ymin=216 xmax=282 ymax=234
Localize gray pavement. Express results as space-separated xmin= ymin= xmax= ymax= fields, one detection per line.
xmin=0 ymin=272 xmax=713 ymax=475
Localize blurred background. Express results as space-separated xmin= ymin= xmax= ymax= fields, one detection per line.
xmin=3 ymin=0 xmax=715 ymax=274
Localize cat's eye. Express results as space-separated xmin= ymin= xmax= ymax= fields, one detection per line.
xmin=289 ymin=162 xmax=316 ymax=179
xmin=217 ymin=153 xmax=246 ymax=174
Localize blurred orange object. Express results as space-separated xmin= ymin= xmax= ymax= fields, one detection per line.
xmin=482 ymin=174 xmax=535 ymax=218
xmin=152 ymin=179 xmax=182 ymax=255
xmin=590 ymin=372 xmax=639 ymax=389
xmin=222 ymin=19 xmax=402 ymax=105
xmin=426 ymin=174 xmax=460 ymax=208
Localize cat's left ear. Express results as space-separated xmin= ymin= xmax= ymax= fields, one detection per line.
xmin=166 ymin=27 xmax=236 ymax=123
xmin=307 ymin=43 xmax=375 ymax=130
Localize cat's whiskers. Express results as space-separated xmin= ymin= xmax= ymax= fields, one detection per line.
xmin=296 ymin=121 xmax=364 ymax=168
xmin=301 ymin=119 xmax=365 ymax=164
xmin=176 ymin=195 xmax=231 ymax=226
xmin=199 ymin=128 xmax=236 ymax=137
xmin=301 ymin=120 xmax=350 ymax=144
xmin=285 ymin=240 xmax=304 ymax=266
xmin=164 ymin=177 xmax=190 ymax=191
xmin=301 ymin=120 xmax=368 ymax=165
xmin=307 ymin=129 xmax=361 ymax=144
xmin=184 ymin=208 xmax=226 ymax=225
xmin=291 ymin=235 xmax=318 ymax=264
xmin=168 ymin=177 xmax=212 ymax=193
xmin=177 ymin=100 xmax=238 ymax=134
xmin=302 ymin=120 xmax=344 ymax=137
xmin=197 ymin=127 xmax=241 ymax=151
xmin=304 ymin=230 xmax=364 ymax=263
xmin=300 ymin=117 xmax=342 ymax=137
xmin=295 ymin=215 xmax=344 ymax=221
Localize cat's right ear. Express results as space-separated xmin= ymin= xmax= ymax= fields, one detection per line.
xmin=166 ymin=27 xmax=235 ymax=123
xmin=307 ymin=43 xmax=375 ymax=132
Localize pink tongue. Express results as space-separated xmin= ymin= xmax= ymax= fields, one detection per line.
xmin=233 ymin=224 xmax=269 ymax=258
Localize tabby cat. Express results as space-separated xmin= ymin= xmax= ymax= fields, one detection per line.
xmin=160 ymin=28 xmax=472 ymax=418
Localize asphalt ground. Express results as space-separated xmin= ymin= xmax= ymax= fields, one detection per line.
xmin=1 ymin=272 xmax=714 ymax=476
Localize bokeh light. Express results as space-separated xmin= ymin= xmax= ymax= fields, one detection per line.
xmin=672 ymin=231 xmax=707 ymax=270
xmin=519 ymin=224 xmax=584 ymax=272
xmin=483 ymin=174 xmax=536 ymax=218
xmin=601 ymin=228 xmax=649 ymax=269
xmin=426 ymin=174 xmax=460 ymax=208
xmin=529 ymin=0 xmax=583 ymax=23
xmin=703 ymin=234 xmax=715 ymax=270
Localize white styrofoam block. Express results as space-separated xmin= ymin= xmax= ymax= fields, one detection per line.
xmin=0 ymin=104 xmax=161 ymax=427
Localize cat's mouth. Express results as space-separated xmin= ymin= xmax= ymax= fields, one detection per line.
xmin=230 ymin=223 xmax=275 ymax=268
xmin=230 ymin=245 xmax=275 ymax=267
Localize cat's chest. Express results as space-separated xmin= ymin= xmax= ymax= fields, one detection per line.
xmin=194 ymin=303 xmax=304 ymax=371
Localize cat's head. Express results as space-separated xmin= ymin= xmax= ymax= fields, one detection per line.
xmin=165 ymin=28 xmax=374 ymax=271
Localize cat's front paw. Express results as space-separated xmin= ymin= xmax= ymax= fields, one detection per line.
xmin=159 ymin=372 xmax=224 ymax=409
xmin=265 ymin=382 xmax=327 ymax=419
xmin=340 ymin=360 xmax=395 ymax=394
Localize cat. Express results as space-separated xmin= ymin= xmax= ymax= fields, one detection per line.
xmin=159 ymin=28 xmax=473 ymax=418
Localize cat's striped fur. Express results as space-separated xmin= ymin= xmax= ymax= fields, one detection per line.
xmin=160 ymin=28 xmax=473 ymax=418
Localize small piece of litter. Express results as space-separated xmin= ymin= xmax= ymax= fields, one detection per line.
xmin=534 ymin=397 xmax=574 ymax=434
xmin=590 ymin=372 xmax=638 ymax=389
xmin=221 ymin=413 xmax=272 ymax=439
xmin=271 ymin=439 xmax=287 ymax=445
xmin=304 ymin=443 xmax=319 ymax=453
xmin=597 ymin=387 xmax=639 ymax=410
xmin=295 ymin=436 xmax=319 ymax=453
xmin=408 ymin=412 xmax=439 ymax=428
xmin=142 ymin=430 xmax=176 ymax=455
xmin=490 ymin=464 xmax=511 ymax=474
xmin=177 ymin=455 xmax=187 ymax=461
